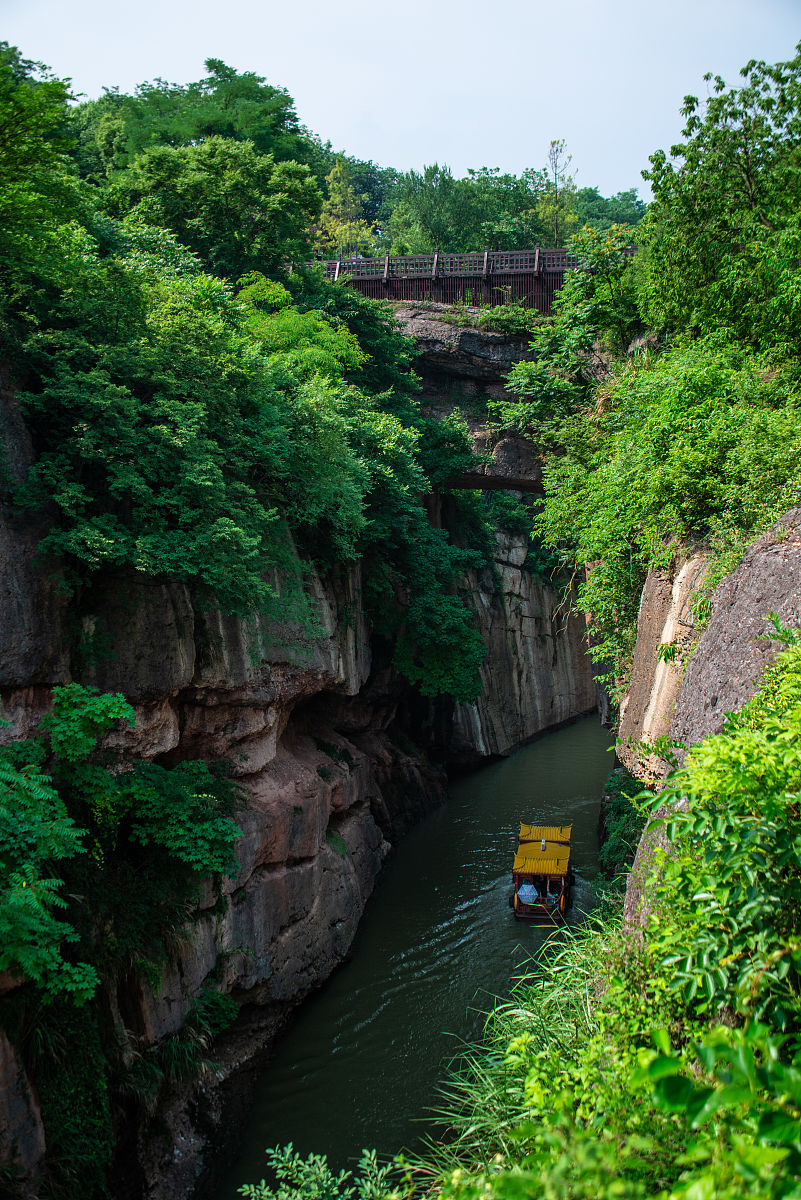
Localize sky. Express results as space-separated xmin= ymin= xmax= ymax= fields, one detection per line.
xmin=2 ymin=0 xmax=799 ymax=197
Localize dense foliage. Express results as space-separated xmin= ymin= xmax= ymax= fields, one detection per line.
xmin=0 ymin=42 xmax=493 ymax=700
xmin=0 ymin=684 xmax=239 ymax=997
xmin=243 ymin=626 xmax=801 ymax=1200
xmin=381 ymin=157 xmax=645 ymax=255
xmin=492 ymin=45 xmax=801 ymax=690
xmin=0 ymin=683 xmax=240 ymax=1196
xmin=638 ymin=47 xmax=801 ymax=353
xmin=65 ymin=55 xmax=642 ymax=262
xmin=597 ymin=766 xmax=647 ymax=882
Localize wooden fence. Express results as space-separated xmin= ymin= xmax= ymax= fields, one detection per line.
xmin=299 ymin=246 xmax=635 ymax=313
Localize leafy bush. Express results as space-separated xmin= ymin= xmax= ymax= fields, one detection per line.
xmin=34 ymin=1001 xmax=114 ymax=1200
xmin=646 ymin=636 xmax=801 ymax=1028
xmin=112 ymin=137 xmax=321 ymax=280
xmin=1 ymin=684 xmax=241 ymax=996
xmin=239 ymin=1145 xmax=395 ymax=1200
xmin=597 ymin=768 xmax=648 ymax=882
xmin=639 ymin=45 xmax=801 ymax=356
xmin=0 ymin=760 xmax=97 ymax=999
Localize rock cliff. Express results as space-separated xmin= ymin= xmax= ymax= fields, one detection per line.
xmin=392 ymin=305 xmax=596 ymax=759
xmin=449 ymin=531 xmax=596 ymax=761
xmin=0 ymin=311 xmax=598 ymax=1199
xmin=621 ymin=506 xmax=801 ymax=925
xmin=0 ymin=525 xmax=445 ymax=1197
xmin=392 ymin=303 xmax=535 ymax=384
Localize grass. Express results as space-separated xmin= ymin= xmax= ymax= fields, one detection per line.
xmin=418 ymin=907 xmax=621 ymax=1173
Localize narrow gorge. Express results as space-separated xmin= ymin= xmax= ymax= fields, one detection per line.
xmin=1 ymin=311 xmax=597 ymax=1198
xmin=3 ymin=36 xmax=800 ymax=1200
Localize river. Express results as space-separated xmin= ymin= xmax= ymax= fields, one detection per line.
xmin=215 ymin=715 xmax=612 ymax=1195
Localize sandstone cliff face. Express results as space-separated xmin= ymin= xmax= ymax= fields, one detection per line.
xmin=0 ymin=532 xmax=445 ymax=1194
xmin=0 ymin=317 xmax=598 ymax=1195
xmin=617 ymin=552 xmax=709 ymax=780
xmin=622 ymin=506 xmax=801 ymax=925
xmin=392 ymin=304 xmax=535 ymax=383
xmin=395 ymin=303 xmax=543 ymax=497
xmin=450 ymin=532 xmax=596 ymax=761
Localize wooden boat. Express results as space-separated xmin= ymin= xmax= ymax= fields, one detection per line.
xmin=511 ymin=823 xmax=573 ymax=921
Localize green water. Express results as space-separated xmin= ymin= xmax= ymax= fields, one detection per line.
xmin=216 ymin=716 xmax=612 ymax=1194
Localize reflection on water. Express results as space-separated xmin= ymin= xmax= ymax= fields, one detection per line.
xmin=214 ymin=717 xmax=612 ymax=1195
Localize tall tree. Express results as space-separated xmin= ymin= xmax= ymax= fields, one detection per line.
xmin=537 ymin=139 xmax=578 ymax=246
xmin=116 ymin=137 xmax=321 ymax=279
xmin=69 ymin=59 xmax=315 ymax=179
xmin=574 ymin=186 xmax=646 ymax=230
xmin=313 ymin=158 xmax=377 ymax=258
xmin=639 ymin=43 xmax=801 ymax=350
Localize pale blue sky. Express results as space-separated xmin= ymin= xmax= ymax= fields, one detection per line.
xmin=2 ymin=0 xmax=799 ymax=196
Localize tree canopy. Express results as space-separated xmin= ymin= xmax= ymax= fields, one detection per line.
xmin=639 ymin=44 xmax=801 ymax=352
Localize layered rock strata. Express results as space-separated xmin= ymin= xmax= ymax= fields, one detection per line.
xmin=449 ymin=531 xmax=596 ymax=762
xmin=0 ymin=313 xmax=599 ymax=1196
xmin=621 ymin=506 xmax=801 ymax=925
xmin=392 ymin=303 xmax=535 ymax=384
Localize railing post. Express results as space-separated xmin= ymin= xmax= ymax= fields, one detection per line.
xmin=383 ymin=253 xmax=390 ymax=283
xmin=534 ymin=244 xmax=540 ymax=275
xmin=431 ymin=249 xmax=439 ymax=280
xmin=482 ymin=246 xmax=489 ymax=279
xmin=334 ymin=258 xmax=341 ymax=283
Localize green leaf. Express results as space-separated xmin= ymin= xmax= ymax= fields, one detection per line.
xmin=757 ymin=1110 xmax=801 ymax=1146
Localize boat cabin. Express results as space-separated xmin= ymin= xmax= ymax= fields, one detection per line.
xmin=512 ymin=823 xmax=572 ymax=921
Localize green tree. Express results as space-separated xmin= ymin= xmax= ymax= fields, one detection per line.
xmin=313 ymin=158 xmax=377 ymax=258
xmin=385 ymin=163 xmax=549 ymax=252
xmin=0 ymin=755 xmax=97 ymax=999
xmin=385 ymin=163 xmax=478 ymax=252
xmin=115 ymin=136 xmax=321 ymax=279
xmin=575 ymin=185 xmax=646 ymax=230
xmin=536 ymin=138 xmax=578 ymax=246
xmin=69 ymin=58 xmax=312 ymax=179
xmin=499 ymin=222 xmax=641 ymax=430
xmin=639 ymin=42 xmax=801 ymax=351
xmin=0 ymin=42 xmax=83 ymax=341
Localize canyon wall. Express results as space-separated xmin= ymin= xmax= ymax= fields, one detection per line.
xmin=394 ymin=304 xmax=596 ymax=761
xmin=0 ymin=500 xmax=445 ymax=1198
xmin=450 ymin=530 xmax=596 ymax=760
xmin=0 ymin=315 xmax=598 ymax=1197
xmin=620 ymin=505 xmax=801 ymax=925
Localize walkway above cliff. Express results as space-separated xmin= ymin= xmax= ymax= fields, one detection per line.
xmin=302 ymin=246 xmax=635 ymax=313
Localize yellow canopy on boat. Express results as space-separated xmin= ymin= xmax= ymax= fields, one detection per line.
xmin=519 ymin=823 xmax=572 ymax=844
xmin=513 ymin=841 xmax=570 ymax=875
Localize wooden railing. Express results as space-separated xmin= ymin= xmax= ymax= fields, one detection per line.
xmin=302 ymin=245 xmax=635 ymax=282
xmin=298 ymin=245 xmax=636 ymax=314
